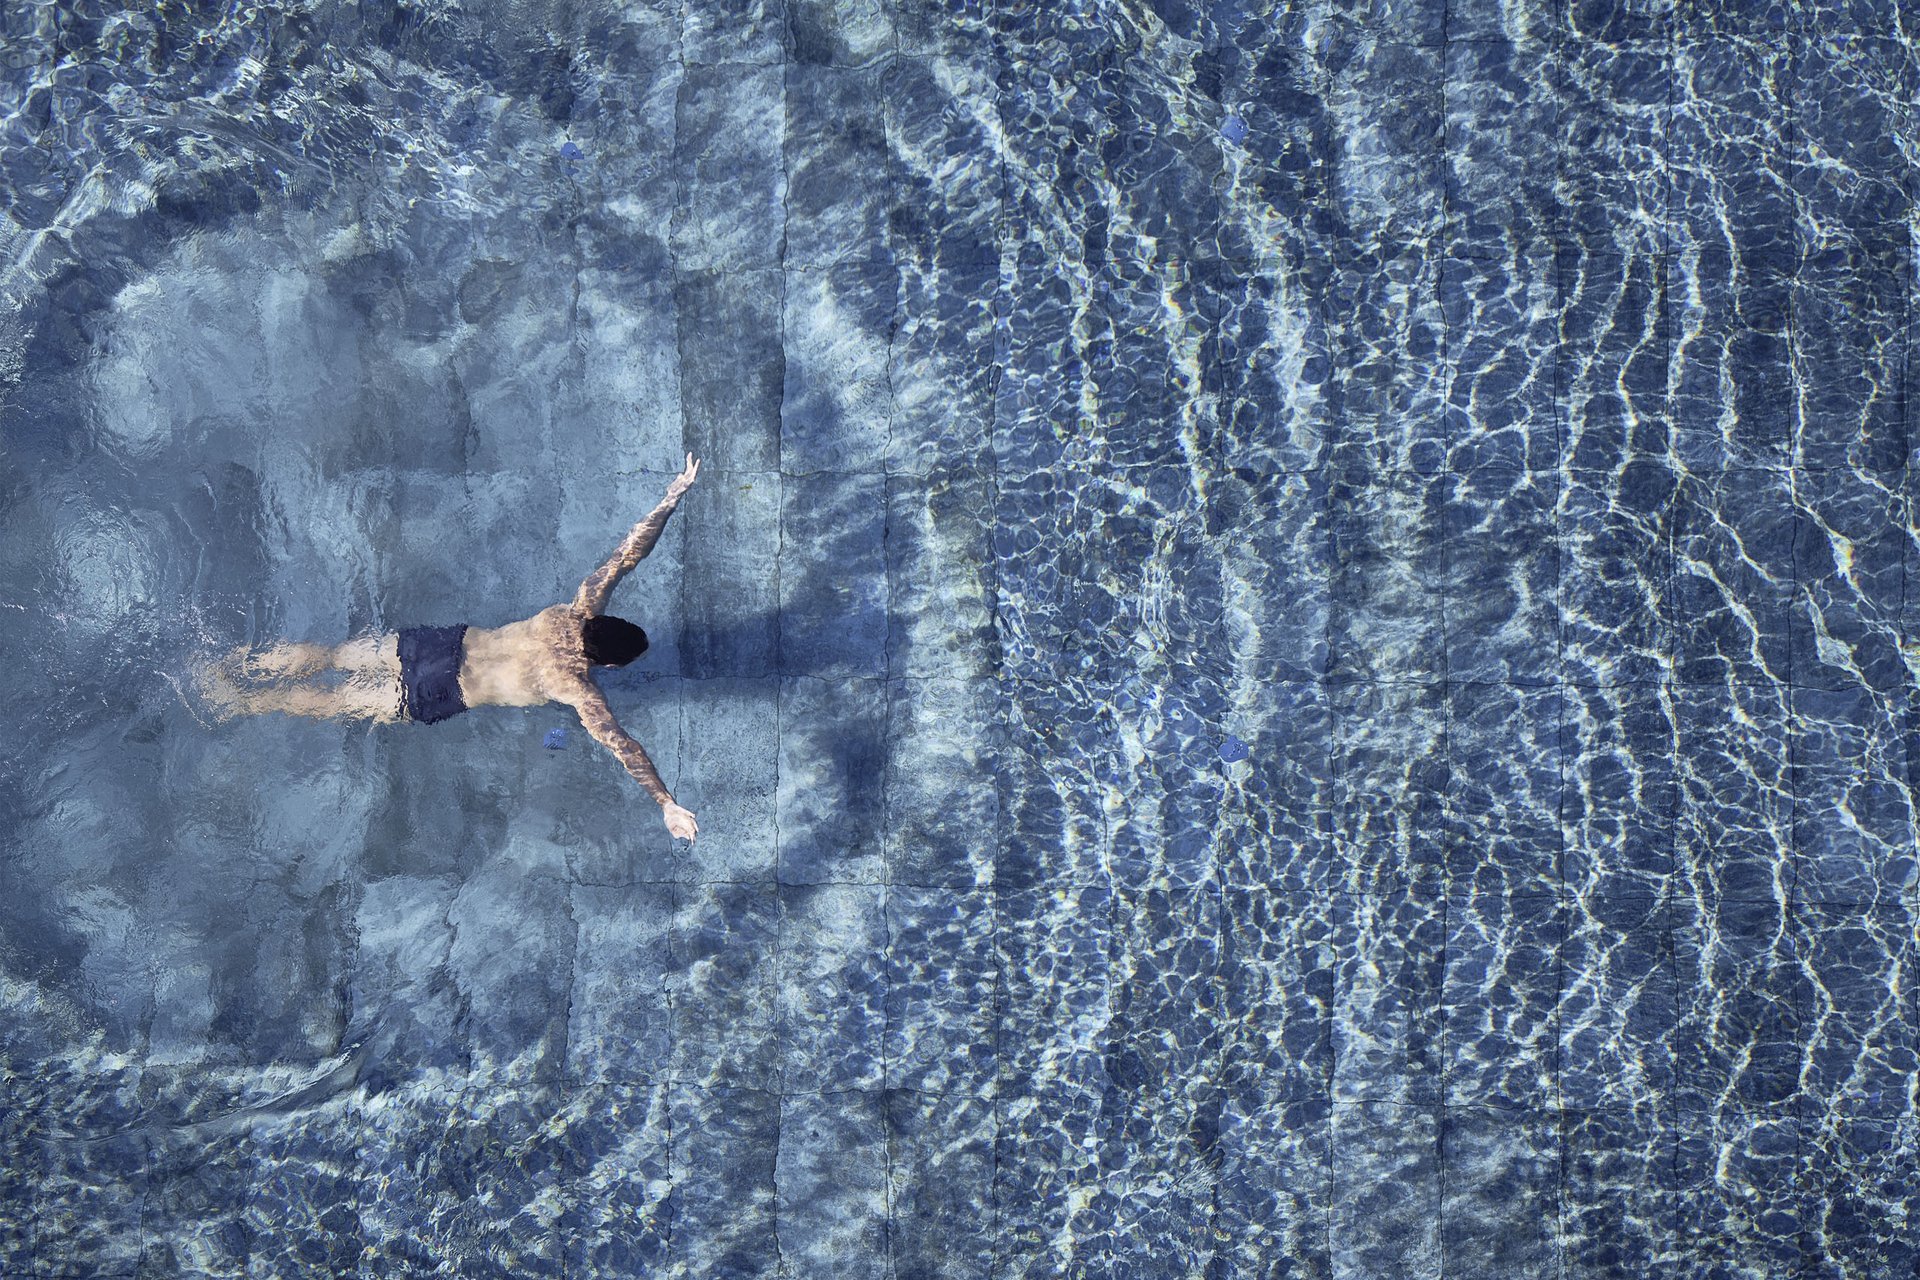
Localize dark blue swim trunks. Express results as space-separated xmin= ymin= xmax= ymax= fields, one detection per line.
xmin=397 ymin=624 xmax=469 ymax=724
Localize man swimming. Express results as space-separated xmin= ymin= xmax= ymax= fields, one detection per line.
xmin=199 ymin=453 xmax=702 ymax=841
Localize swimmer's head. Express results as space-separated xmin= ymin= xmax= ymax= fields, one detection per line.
xmin=582 ymin=615 xmax=649 ymax=666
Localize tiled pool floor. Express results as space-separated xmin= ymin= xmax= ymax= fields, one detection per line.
xmin=1 ymin=1 xmax=1917 ymax=1276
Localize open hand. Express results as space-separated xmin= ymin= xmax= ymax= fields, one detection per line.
xmin=665 ymin=452 xmax=701 ymax=504
xmin=663 ymin=801 xmax=699 ymax=841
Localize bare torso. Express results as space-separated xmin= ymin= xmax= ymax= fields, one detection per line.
xmin=456 ymin=602 xmax=593 ymax=710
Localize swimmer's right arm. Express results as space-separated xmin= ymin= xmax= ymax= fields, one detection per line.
xmin=571 ymin=685 xmax=700 ymax=840
xmin=574 ymin=453 xmax=702 ymax=614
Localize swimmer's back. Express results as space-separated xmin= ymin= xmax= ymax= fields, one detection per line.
xmin=458 ymin=603 xmax=591 ymax=709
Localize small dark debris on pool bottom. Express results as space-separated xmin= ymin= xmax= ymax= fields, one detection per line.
xmin=544 ymin=728 xmax=568 ymax=750
xmin=1220 ymin=115 xmax=1248 ymax=144
xmin=559 ymin=141 xmax=585 ymax=160
xmin=1218 ymin=734 xmax=1249 ymax=763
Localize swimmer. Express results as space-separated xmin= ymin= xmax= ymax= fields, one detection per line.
xmin=198 ymin=453 xmax=702 ymax=841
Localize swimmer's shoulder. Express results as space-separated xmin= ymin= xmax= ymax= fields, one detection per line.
xmin=533 ymin=603 xmax=594 ymax=701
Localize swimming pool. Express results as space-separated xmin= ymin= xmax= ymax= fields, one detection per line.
xmin=1 ymin=0 xmax=1915 ymax=1275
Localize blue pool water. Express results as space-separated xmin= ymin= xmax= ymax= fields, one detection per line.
xmin=2 ymin=0 xmax=1917 ymax=1275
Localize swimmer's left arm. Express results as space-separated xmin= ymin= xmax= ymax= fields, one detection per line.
xmin=575 ymin=453 xmax=701 ymax=614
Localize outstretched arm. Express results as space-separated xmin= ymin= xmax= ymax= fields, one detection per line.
xmin=574 ymin=453 xmax=701 ymax=615
xmin=570 ymin=682 xmax=700 ymax=839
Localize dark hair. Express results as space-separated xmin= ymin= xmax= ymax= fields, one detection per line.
xmin=582 ymin=615 xmax=649 ymax=666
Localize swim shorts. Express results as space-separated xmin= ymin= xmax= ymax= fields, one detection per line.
xmin=397 ymin=624 xmax=469 ymax=724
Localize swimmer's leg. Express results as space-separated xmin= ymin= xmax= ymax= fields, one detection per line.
xmin=237 ymin=629 xmax=401 ymax=679
xmin=232 ymin=676 xmax=403 ymax=723
xmin=328 ymin=633 xmax=400 ymax=676
xmin=237 ymin=634 xmax=398 ymax=680
xmin=236 ymin=641 xmax=334 ymax=680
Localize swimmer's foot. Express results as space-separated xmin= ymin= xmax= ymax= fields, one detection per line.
xmin=235 ymin=640 xmax=332 ymax=681
xmin=188 ymin=654 xmax=251 ymax=723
